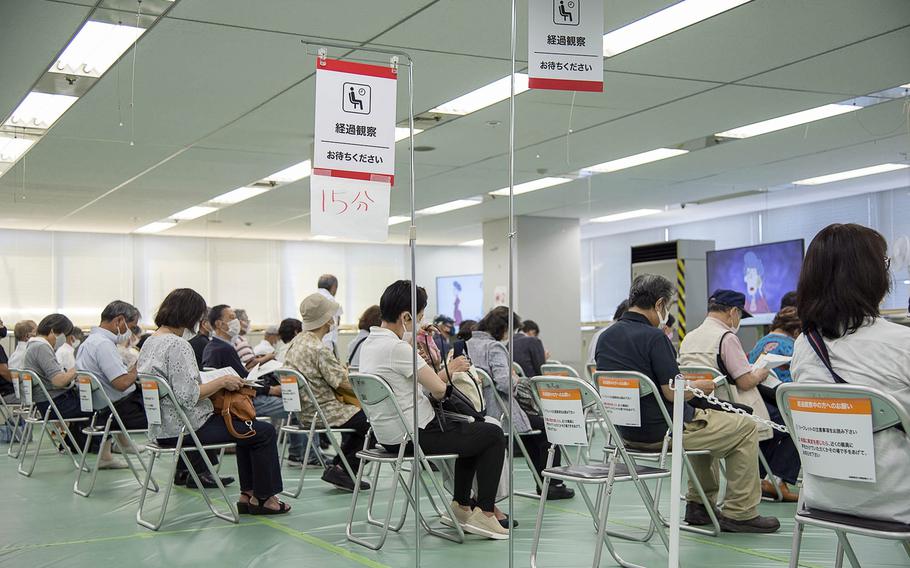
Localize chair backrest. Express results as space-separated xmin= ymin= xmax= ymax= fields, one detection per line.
xmin=18 ymin=369 xmax=55 ymax=408
xmin=512 ymin=362 xmax=525 ymax=378
xmin=585 ymin=363 xmax=596 ymax=381
xmin=137 ymin=373 xmax=198 ymax=435
xmin=73 ymin=370 xmax=103 ymax=414
xmin=273 ymin=368 xmax=325 ymax=420
xmin=679 ymin=365 xmax=733 ymax=401
xmin=529 ymin=375 xmax=635 ymax=454
xmin=540 ymin=363 xmax=579 ymax=378
xmin=348 ymin=372 xmax=411 ymax=445
xmin=544 ymin=359 xmax=562 ymax=365
xmin=777 ymin=383 xmax=910 ymax=435
xmin=8 ymin=369 xmax=21 ymax=402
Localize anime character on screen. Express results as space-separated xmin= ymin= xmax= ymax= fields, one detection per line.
xmin=452 ymin=280 xmax=463 ymax=326
xmin=742 ymin=251 xmax=770 ymax=314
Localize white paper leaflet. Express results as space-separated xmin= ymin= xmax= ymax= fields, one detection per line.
xmin=141 ymin=382 xmax=161 ymax=425
xmin=528 ymin=0 xmax=604 ymax=91
xmin=789 ymin=396 xmax=876 ymax=483
xmin=21 ymin=375 xmax=33 ymax=406
xmin=280 ymin=376 xmax=301 ymax=412
xmin=597 ymin=375 xmax=641 ymax=427
xmin=310 ymin=175 xmax=391 ymax=242
xmin=78 ymin=377 xmax=93 ymax=413
xmin=538 ymin=387 xmax=588 ymax=446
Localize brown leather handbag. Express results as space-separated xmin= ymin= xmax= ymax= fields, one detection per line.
xmin=211 ymin=386 xmax=258 ymax=439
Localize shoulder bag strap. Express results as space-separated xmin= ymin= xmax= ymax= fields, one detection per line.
xmin=805 ymin=328 xmax=848 ymax=384
xmin=347 ymin=336 xmax=367 ymax=366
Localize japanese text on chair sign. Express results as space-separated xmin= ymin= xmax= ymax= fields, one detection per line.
xmin=528 ymin=0 xmax=604 ymax=92
xmin=311 ymin=58 xmax=397 ymax=241
xmin=538 ymin=388 xmax=588 ymax=446
xmin=789 ymin=397 xmax=876 ymax=483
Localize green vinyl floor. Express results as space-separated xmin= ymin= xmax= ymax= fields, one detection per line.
xmin=1 ymin=441 xmax=907 ymax=568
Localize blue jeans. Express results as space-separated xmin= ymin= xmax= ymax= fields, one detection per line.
xmin=253 ymin=395 xmax=323 ymax=463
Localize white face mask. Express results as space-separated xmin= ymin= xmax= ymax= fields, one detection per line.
xmin=181 ymin=327 xmax=196 ymax=341
xmin=72 ymin=339 xmax=81 ymax=350
xmin=115 ymin=319 xmax=133 ymax=344
xmin=658 ymin=302 xmax=670 ymax=327
xmin=227 ymin=318 xmax=241 ymax=337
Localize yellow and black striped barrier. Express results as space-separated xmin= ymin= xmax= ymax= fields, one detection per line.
xmin=676 ymin=258 xmax=687 ymax=340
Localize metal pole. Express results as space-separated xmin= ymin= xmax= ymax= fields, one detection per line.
xmin=407 ymin=56 xmax=420 ymax=568
xmin=508 ymin=0 xmax=517 ymax=566
xmin=668 ymin=376 xmax=686 ymax=567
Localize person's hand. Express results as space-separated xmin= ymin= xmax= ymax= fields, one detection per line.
xmin=448 ymin=356 xmax=470 ymax=374
xmin=260 ymin=353 xmax=276 ymax=363
xmin=219 ymin=375 xmax=244 ymax=391
xmin=754 ymin=367 xmax=771 ymax=382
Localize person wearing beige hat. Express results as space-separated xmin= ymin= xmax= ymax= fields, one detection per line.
xmin=284 ymin=292 xmax=371 ymax=492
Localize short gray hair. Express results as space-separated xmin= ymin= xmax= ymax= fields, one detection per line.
xmin=101 ymin=300 xmax=141 ymax=323
xmin=628 ymin=274 xmax=675 ymax=310
xmin=317 ymin=274 xmax=338 ymax=291
xmin=234 ymin=308 xmax=249 ymax=322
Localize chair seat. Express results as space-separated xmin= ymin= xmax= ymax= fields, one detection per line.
xmin=604 ymin=443 xmax=711 ymax=456
xmin=798 ymin=506 xmax=910 ymax=534
xmin=543 ymin=462 xmax=669 ymax=482
xmin=356 ymin=448 xmax=459 ymax=463
xmin=280 ymin=425 xmax=357 ymax=434
xmin=81 ymin=426 xmax=149 ymax=434
xmin=25 ymin=416 xmax=90 ymax=424
xmin=146 ymin=441 xmax=236 ymax=454
xmin=514 ymin=429 xmax=542 ymax=436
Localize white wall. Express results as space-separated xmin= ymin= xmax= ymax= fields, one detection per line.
xmin=581 ymin=186 xmax=910 ymax=323
xmin=0 ymin=228 xmax=481 ymax=328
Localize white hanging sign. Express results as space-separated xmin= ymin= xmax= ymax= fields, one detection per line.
xmin=280 ymin=376 xmax=302 ymax=413
xmin=141 ymin=382 xmax=162 ymax=425
xmin=789 ymin=397 xmax=876 ymax=483
xmin=309 ymin=174 xmax=391 ymax=242
xmin=538 ymin=387 xmax=588 ymax=446
xmin=528 ymin=0 xmax=604 ymax=92
xmin=78 ymin=377 xmax=93 ymax=413
xmin=21 ymin=374 xmax=33 ymax=406
xmin=597 ymin=375 xmax=641 ymax=427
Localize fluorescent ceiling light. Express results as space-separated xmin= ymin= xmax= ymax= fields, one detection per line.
xmin=51 ymin=21 xmax=145 ymax=78
xmin=793 ymin=163 xmax=909 ymax=186
xmin=310 ymin=235 xmax=337 ymax=241
xmin=490 ymin=176 xmax=572 ymax=196
xmin=210 ymin=186 xmax=269 ymax=205
xmin=430 ymin=74 xmax=529 ymax=115
xmin=388 ymin=215 xmax=410 ymax=226
xmin=901 ymin=83 xmax=910 ymax=89
xmin=603 ymin=0 xmax=752 ymax=57
xmin=0 ymin=135 xmax=35 ymax=162
xmin=583 ymin=148 xmax=688 ymax=174
xmin=394 ymin=127 xmax=424 ymax=142
xmin=590 ymin=209 xmax=661 ymax=223
xmin=417 ymin=198 xmax=483 ymax=216
xmin=134 ymin=221 xmax=177 ymax=234
xmin=715 ymin=104 xmax=859 ymax=139
xmin=4 ymin=92 xmax=78 ymax=129
xmin=170 ymin=206 xmax=218 ymax=221
xmin=265 ymin=160 xmax=312 ymax=183
xmin=459 ymin=239 xmax=484 ymax=247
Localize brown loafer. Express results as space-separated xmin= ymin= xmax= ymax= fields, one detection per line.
xmin=761 ymin=479 xmax=799 ymax=502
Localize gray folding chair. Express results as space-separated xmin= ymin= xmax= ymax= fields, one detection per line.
xmin=17 ymin=370 xmax=91 ymax=477
xmin=274 ymin=368 xmax=358 ymax=498
xmin=2 ymin=369 xmax=27 ymax=458
xmin=593 ymin=370 xmax=721 ymax=538
xmin=528 ymin=375 xmax=670 ymax=568
xmin=135 ymin=374 xmax=237 ymax=531
xmin=345 ymin=372 xmax=464 ymax=550
xmin=475 ymin=367 xmax=544 ymax=499
xmin=777 ymin=383 xmax=910 ymax=568
xmin=73 ymin=371 xmax=158 ymax=497
xmin=512 ymin=362 xmax=526 ymax=378
xmin=540 ymin=363 xmax=579 ymax=378
xmin=680 ymin=365 xmax=783 ymax=501
xmin=585 ymin=363 xmax=597 ymax=382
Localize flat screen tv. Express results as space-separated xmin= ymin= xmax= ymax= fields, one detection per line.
xmin=705 ymin=239 xmax=804 ymax=321
xmin=436 ymin=274 xmax=483 ymax=328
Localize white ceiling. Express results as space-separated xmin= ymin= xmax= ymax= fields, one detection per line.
xmin=1 ymin=0 xmax=908 ymax=244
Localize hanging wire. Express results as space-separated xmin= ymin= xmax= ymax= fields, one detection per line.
xmin=565 ymin=91 xmax=577 ymax=167
xmin=507 ymin=0 xmax=517 ymax=566
xmin=129 ymin=0 xmax=142 ymax=146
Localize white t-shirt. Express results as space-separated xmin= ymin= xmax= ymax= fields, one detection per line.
xmin=791 ymin=317 xmax=910 ymax=524
xmin=56 ymin=342 xmax=76 ymax=371
xmin=357 ymin=326 xmax=431 ymax=445
xmin=316 ymin=288 xmax=343 ymax=350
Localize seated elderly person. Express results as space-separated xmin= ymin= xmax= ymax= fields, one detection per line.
xmin=8 ymin=319 xmax=37 ymax=371
xmin=254 ymin=326 xmax=280 ymax=357
xmin=0 ymin=316 xmax=12 ymax=402
xmin=232 ymin=309 xmax=274 ymax=371
xmin=138 ymin=288 xmax=288 ymax=513
xmin=284 ymin=293 xmax=372 ymax=492
xmin=188 ymin=314 xmax=212 ymax=369
xmin=276 ymin=318 xmax=302 ymax=364
xmin=55 ymin=327 xmax=83 ymax=371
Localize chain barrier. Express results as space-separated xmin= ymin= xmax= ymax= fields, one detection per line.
xmin=670 ymin=376 xmax=790 ymax=434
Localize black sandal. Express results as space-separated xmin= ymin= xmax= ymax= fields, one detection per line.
xmin=249 ymin=496 xmax=291 ymax=515
xmin=237 ymin=491 xmax=254 ymax=514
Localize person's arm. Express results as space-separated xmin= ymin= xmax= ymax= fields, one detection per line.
xmin=96 ymin=342 xmax=135 ymax=391
xmin=0 ymin=363 xmax=10 ymax=382
xmin=488 ymin=343 xmax=513 ymax=391
xmin=199 ymin=374 xmax=243 ymax=399
xmin=50 ymin=367 xmax=76 ymax=388
xmin=168 ymin=341 xmax=242 ymax=405
xmin=720 ymin=333 xmax=769 ymax=390
xmin=318 ymin=345 xmax=351 ymax=391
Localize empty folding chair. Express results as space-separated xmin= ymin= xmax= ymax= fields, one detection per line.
xmin=17 ymin=370 xmax=91 ymax=477
xmin=593 ymin=370 xmax=721 ymax=538
xmin=679 ymin=365 xmax=783 ymax=502
xmin=135 ymin=374 xmax=237 ymax=531
xmin=274 ymin=368 xmax=359 ymax=498
xmin=73 ymin=371 xmax=158 ymax=497
xmin=528 ymin=375 xmax=670 ymax=568
xmin=345 ymin=372 xmax=464 ymax=550
xmin=540 ymin=363 xmax=578 ymax=378
xmin=475 ymin=367 xmax=544 ymax=499
xmin=777 ymin=383 xmax=910 ymax=568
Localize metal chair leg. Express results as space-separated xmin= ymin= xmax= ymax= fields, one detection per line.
xmin=73 ymin=421 xmax=109 ymax=497
xmin=836 ymin=531 xmax=861 ymax=568
xmin=137 ymin=450 xmax=178 ymax=531
xmin=347 ymin=449 xmax=407 ymax=551
xmin=788 ymin=519 xmax=805 ymax=568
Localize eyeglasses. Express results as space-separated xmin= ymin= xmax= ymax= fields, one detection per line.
xmin=886 ymin=256 xmax=892 ymax=270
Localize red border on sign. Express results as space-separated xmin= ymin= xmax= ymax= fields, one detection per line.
xmin=529 ymin=77 xmax=603 ymax=93
xmin=313 ymin=168 xmax=394 ymax=186
xmin=318 ymin=58 xmax=397 ymax=80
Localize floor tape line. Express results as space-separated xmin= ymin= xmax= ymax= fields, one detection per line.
xmin=0 ymin=523 xmax=249 ymax=553
xmin=545 ymin=503 xmax=826 ymax=568
xmin=255 ymin=517 xmax=392 ymax=568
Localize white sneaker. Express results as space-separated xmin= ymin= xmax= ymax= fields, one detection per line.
xmin=97 ymin=457 xmax=129 ymax=470
xmin=463 ymin=509 xmax=510 ymax=540
xmin=440 ymin=501 xmax=472 ymax=528
xmin=113 ymin=443 xmax=146 ymax=454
